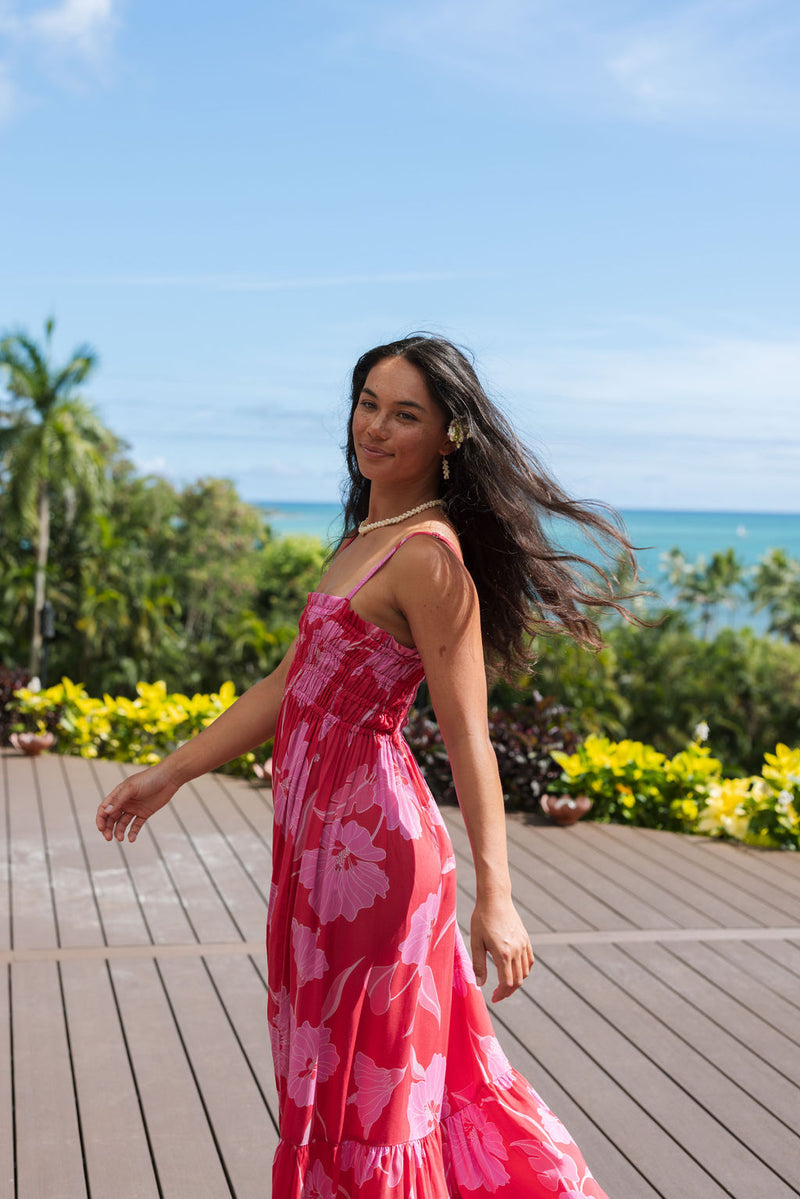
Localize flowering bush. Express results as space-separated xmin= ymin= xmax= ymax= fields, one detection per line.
xmin=11 ymin=676 xmax=264 ymax=776
xmin=553 ymin=732 xmax=799 ymax=849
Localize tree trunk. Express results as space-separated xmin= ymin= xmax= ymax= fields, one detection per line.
xmin=29 ymin=482 xmax=50 ymax=678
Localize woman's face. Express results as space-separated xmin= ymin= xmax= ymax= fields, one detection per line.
xmin=352 ymin=356 xmax=451 ymax=491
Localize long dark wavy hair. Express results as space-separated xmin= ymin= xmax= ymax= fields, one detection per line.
xmin=341 ymin=333 xmax=643 ymax=675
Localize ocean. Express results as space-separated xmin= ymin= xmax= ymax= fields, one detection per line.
xmin=258 ymin=501 xmax=799 ymax=597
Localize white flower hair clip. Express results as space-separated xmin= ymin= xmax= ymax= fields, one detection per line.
xmin=447 ymin=418 xmax=471 ymax=450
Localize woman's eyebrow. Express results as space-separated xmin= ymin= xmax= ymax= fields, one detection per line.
xmin=360 ymin=386 xmax=425 ymax=411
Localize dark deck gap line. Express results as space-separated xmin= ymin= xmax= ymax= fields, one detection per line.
xmin=55 ymin=961 xmax=92 ymax=1198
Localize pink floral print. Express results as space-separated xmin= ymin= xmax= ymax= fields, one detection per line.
xmin=268 ymin=533 xmax=610 ymax=1198
xmin=286 ymin=1019 xmax=340 ymax=1108
xmin=348 ymin=1051 xmax=406 ymax=1136
xmin=299 ymin=817 xmax=389 ymax=923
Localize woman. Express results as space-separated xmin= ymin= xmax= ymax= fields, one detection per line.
xmin=98 ymin=334 xmax=633 ymax=1198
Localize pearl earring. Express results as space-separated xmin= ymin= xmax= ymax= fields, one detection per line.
xmin=442 ymin=455 xmax=450 ymax=482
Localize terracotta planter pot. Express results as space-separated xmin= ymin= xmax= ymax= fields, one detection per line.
xmin=540 ymin=793 xmax=593 ymax=826
xmin=10 ymin=732 xmax=56 ymax=756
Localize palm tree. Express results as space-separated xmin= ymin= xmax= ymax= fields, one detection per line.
xmin=661 ymin=546 xmax=744 ymax=637
xmin=0 ymin=317 xmax=114 ymax=676
xmin=748 ymin=549 xmax=800 ymax=643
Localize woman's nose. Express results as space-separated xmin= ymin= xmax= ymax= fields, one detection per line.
xmin=367 ymin=411 xmax=389 ymax=438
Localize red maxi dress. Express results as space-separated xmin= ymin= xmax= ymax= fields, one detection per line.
xmin=268 ymin=531 xmax=609 ymax=1199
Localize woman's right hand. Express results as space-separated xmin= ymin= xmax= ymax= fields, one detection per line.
xmin=96 ymin=760 xmax=181 ymax=843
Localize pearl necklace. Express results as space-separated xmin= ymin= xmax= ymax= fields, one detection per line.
xmin=358 ymin=498 xmax=441 ymax=535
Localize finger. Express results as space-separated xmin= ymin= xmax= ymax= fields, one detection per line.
xmin=114 ymin=810 xmax=137 ymax=841
xmin=127 ymin=815 xmax=147 ymax=843
xmin=472 ymin=943 xmax=487 ymax=986
xmin=491 ymin=954 xmax=516 ymax=1003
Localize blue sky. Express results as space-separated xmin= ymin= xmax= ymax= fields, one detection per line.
xmin=2 ymin=0 xmax=799 ymax=511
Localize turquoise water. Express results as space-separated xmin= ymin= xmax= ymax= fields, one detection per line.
xmin=258 ymin=502 xmax=799 ymax=587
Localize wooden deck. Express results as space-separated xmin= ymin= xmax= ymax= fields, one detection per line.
xmin=2 ymin=746 xmax=799 ymax=1199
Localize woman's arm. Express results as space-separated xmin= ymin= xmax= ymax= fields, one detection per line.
xmin=392 ymin=539 xmax=534 ymax=1002
xmin=96 ymin=639 xmax=297 ymax=843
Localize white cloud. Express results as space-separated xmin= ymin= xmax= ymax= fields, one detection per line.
xmin=0 ymin=61 xmax=18 ymax=122
xmin=29 ymin=0 xmax=116 ymax=60
xmin=490 ymin=333 xmax=800 ymax=476
xmin=365 ymin=0 xmax=800 ymax=125
xmin=0 ymin=0 xmax=118 ymax=121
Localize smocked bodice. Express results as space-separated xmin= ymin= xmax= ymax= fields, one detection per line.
xmin=281 ymin=591 xmax=426 ymax=737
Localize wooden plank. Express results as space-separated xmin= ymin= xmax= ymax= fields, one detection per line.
xmin=159 ymin=955 xmax=276 ymax=1193
xmin=67 ymin=757 xmax=152 ymax=948
xmin=547 ymin=941 xmax=800 ymax=1187
xmin=588 ymin=823 xmax=800 ymax=925
xmin=573 ymin=821 xmax=758 ymax=927
xmin=35 ymin=754 xmax=104 ymax=948
xmin=204 ymin=952 xmax=280 ymax=1135
xmin=578 ymin=940 xmax=800 ymax=1124
xmin=0 ymin=755 xmax=10 ymax=951
xmin=109 ymin=957 xmax=232 ymax=1198
xmin=623 ymin=941 xmax=800 ymax=1082
xmin=0 ymin=965 xmax=13 ymax=1199
xmin=88 ymin=760 xmax=198 ymax=946
xmin=714 ymin=843 xmax=800 ymax=901
xmin=751 ymin=937 xmax=800 ymax=979
xmin=167 ymin=781 xmax=266 ymax=942
xmin=60 ymin=958 xmax=158 ymax=1197
xmin=7 ymin=755 xmax=59 ymax=949
xmin=191 ymin=772 xmax=272 ymax=896
xmin=141 ymin=797 xmax=243 ymax=944
xmin=12 ymin=960 xmax=87 ymax=1198
xmin=518 ymin=820 xmax=715 ymax=931
xmin=664 ymin=939 xmax=800 ymax=1043
xmin=708 ymin=938 xmax=800 ymax=1009
xmin=505 ymin=817 xmax=678 ymax=931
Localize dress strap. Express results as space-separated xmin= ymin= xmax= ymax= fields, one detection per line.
xmin=345 ymin=530 xmax=459 ymax=601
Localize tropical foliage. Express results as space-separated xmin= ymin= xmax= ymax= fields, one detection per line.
xmin=0 ymin=318 xmax=116 ymax=675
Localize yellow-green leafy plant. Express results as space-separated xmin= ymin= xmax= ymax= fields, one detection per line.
xmin=696 ymin=744 xmax=799 ymax=850
xmin=551 ymin=733 xmax=722 ymax=831
xmin=553 ymin=730 xmax=798 ymax=849
xmin=12 ymin=677 xmax=263 ymax=775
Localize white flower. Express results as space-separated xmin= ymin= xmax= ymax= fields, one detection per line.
xmin=693 ymin=721 xmax=709 ymax=742
xmin=776 ymin=790 xmax=793 ymax=810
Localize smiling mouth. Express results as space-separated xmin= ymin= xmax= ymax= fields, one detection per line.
xmin=360 ymin=444 xmax=391 ymax=458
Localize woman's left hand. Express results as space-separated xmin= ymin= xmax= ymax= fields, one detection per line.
xmin=470 ymin=894 xmax=535 ymax=1003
